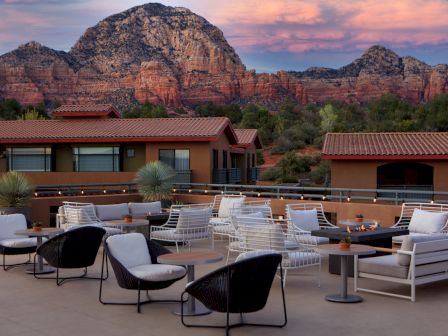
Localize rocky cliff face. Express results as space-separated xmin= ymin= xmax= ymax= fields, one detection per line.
xmin=0 ymin=3 xmax=447 ymax=110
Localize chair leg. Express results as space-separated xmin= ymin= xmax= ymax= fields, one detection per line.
xmin=137 ymin=281 xmax=141 ymax=313
xmin=2 ymin=253 xmax=33 ymax=271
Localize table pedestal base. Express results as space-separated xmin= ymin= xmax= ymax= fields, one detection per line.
xmin=326 ymin=294 xmax=363 ymax=303
xmin=173 ymin=301 xmax=211 ymax=316
xmin=26 ymin=265 xmax=55 ymax=274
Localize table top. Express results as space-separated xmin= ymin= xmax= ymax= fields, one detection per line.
xmin=15 ymin=227 xmax=64 ymax=237
xmin=316 ymin=244 xmax=376 ymax=256
xmin=103 ymin=219 xmax=148 ymax=227
xmin=338 ymin=219 xmax=379 ymax=226
xmin=157 ymin=251 xmax=224 ymax=266
xmin=311 ymin=227 xmax=409 ymax=242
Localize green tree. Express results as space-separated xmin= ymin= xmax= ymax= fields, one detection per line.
xmin=195 ymin=102 xmax=242 ymax=123
xmin=124 ymin=102 xmax=168 ymax=118
xmin=277 ymin=151 xmax=312 ymax=183
xmin=19 ymin=107 xmax=46 ymax=120
xmin=240 ymin=104 xmax=278 ymax=144
xmin=319 ymin=104 xmax=338 ymax=133
xmin=0 ymin=99 xmax=22 ymax=120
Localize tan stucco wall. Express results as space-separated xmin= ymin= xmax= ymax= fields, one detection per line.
xmin=16 ymin=172 xmax=136 ymax=186
xmin=145 ymin=142 xmax=212 ymax=184
xmin=122 ymin=144 xmax=145 ymax=172
xmin=55 ymin=145 xmax=73 ymax=172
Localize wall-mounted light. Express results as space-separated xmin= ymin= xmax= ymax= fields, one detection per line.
xmin=300 ymin=194 xmax=304 ymax=200
xmin=257 ymin=192 xmax=261 ymax=197
xmin=322 ymin=195 xmax=326 ymax=201
xmin=122 ymin=189 xmax=126 ymax=193
xmin=188 ymin=189 xmax=192 ymax=193
xmin=81 ymin=190 xmax=85 ymax=195
xmin=172 ymin=188 xmax=176 ymax=193
xmin=346 ymin=195 xmax=351 ymax=202
xmin=34 ymin=192 xmax=38 ymax=197
xmin=204 ymin=190 xmax=208 ymax=194
xmin=103 ymin=190 xmax=107 ymax=194
xmin=58 ymin=191 xmax=62 ymax=195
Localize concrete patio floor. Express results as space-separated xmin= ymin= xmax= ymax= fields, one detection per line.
xmin=1 ymin=240 xmax=447 ymax=336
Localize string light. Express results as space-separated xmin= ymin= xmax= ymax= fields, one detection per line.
xmin=58 ymin=191 xmax=62 ymax=195
xmin=257 ymin=192 xmax=261 ymax=197
xmin=346 ymin=195 xmax=351 ymax=202
xmin=221 ymin=191 xmax=224 ymax=194
xmin=322 ymin=195 xmax=326 ymax=201
xmin=122 ymin=189 xmax=126 ymax=193
xmin=103 ymin=190 xmax=107 ymax=194
xmin=34 ymin=192 xmax=38 ymax=197
xmin=280 ymin=196 xmax=284 ymax=200
xmin=172 ymin=188 xmax=176 ymax=192
xmin=300 ymin=194 xmax=304 ymax=200
xmin=188 ymin=189 xmax=192 ymax=193
xmin=204 ymin=190 xmax=208 ymax=194
xmin=373 ymin=196 xmax=377 ymax=203
xmin=81 ymin=190 xmax=85 ymax=195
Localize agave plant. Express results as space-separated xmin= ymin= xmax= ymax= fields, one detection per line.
xmin=0 ymin=171 xmax=34 ymax=208
xmin=135 ymin=161 xmax=176 ymax=201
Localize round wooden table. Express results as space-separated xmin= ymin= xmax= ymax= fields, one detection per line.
xmin=15 ymin=228 xmax=64 ymax=274
xmin=316 ymin=244 xmax=375 ymax=303
xmin=158 ymin=251 xmax=223 ymax=316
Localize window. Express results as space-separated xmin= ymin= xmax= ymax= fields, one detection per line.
xmin=7 ymin=147 xmax=52 ymax=172
xmin=73 ymin=147 xmax=120 ymax=172
xmin=212 ymin=150 xmax=219 ymax=169
xmin=159 ymin=149 xmax=190 ymax=170
xmin=223 ymin=150 xmax=228 ymax=169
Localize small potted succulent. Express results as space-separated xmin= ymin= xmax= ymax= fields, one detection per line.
xmin=339 ymin=236 xmax=351 ymax=250
xmin=123 ymin=214 xmax=133 ymax=224
xmin=355 ymin=214 xmax=364 ymax=222
xmin=32 ymin=221 xmax=43 ymax=232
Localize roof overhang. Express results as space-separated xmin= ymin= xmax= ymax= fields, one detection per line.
xmin=0 ymin=137 xmax=218 ymax=144
xmin=322 ymin=155 xmax=448 ymax=161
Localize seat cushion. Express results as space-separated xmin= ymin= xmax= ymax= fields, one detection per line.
xmin=359 ymin=254 xmax=409 ymax=279
xmin=107 ymin=233 xmax=151 ymax=268
xmin=64 ymin=205 xmax=98 ymax=225
xmin=288 ymin=209 xmax=320 ymax=232
xmin=218 ymin=197 xmax=245 ymax=218
xmin=392 ymin=232 xmax=430 ymax=244
xmin=296 ymin=234 xmax=329 ymax=245
xmin=0 ymin=237 xmax=39 ymax=248
xmin=176 ymin=207 xmax=212 ymax=233
xmin=409 ymin=208 xmax=448 ymax=234
xmin=95 ymin=203 xmax=130 ymax=221
xmin=236 ymin=250 xmax=278 ymax=262
xmin=398 ymin=233 xmax=448 ymax=266
xmin=213 ymin=224 xmax=235 ymax=235
xmin=242 ymin=224 xmax=286 ymax=251
xmin=129 ymin=202 xmax=161 ymax=217
xmin=0 ymin=214 xmax=28 ymax=239
xmin=129 ymin=264 xmax=186 ymax=282
xmin=285 ymin=239 xmax=299 ymax=250
xmin=151 ymin=229 xmax=210 ymax=241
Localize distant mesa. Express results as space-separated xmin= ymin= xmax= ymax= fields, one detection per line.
xmin=0 ymin=3 xmax=447 ymax=110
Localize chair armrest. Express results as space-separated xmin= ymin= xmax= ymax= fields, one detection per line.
xmin=374 ymin=247 xmax=399 ymax=254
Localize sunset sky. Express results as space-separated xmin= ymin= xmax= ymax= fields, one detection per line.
xmin=0 ymin=0 xmax=447 ymax=72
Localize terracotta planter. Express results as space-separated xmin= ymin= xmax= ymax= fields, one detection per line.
xmin=124 ymin=217 xmax=133 ymax=224
xmin=339 ymin=242 xmax=351 ymax=250
xmin=355 ymin=217 xmax=364 ymax=222
xmin=32 ymin=227 xmax=42 ymax=232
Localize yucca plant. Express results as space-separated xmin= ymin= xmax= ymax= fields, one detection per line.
xmin=135 ymin=161 xmax=176 ymax=201
xmin=0 ymin=171 xmax=34 ymax=208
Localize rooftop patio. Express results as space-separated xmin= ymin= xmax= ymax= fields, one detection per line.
xmin=2 ymin=239 xmax=448 ymax=336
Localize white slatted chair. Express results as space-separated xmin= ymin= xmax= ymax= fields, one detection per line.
xmin=286 ymin=203 xmax=337 ymax=248
xmin=58 ymin=202 xmax=121 ymax=236
xmin=231 ymin=215 xmax=321 ymax=286
xmin=209 ymin=195 xmax=246 ymax=227
xmin=150 ymin=203 xmax=213 ymax=252
xmin=355 ymin=235 xmax=448 ymax=301
xmin=213 ymin=200 xmax=272 ymax=239
xmin=392 ymin=202 xmax=448 ymax=244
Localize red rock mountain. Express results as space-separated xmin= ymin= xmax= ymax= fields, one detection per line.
xmin=0 ymin=3 xmax=447 ymax=110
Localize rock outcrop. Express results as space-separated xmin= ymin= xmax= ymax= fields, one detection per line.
xmin=0 ymin=3 xmax=447 ymax=110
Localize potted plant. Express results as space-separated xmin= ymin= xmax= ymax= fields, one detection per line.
xmin=32 ymin=221 xmax=43 ymax=232
xmin=123 ymin=214 xmax=133 ymax=224
xmin=135 ymin=161 xmax=176 ymax=207
xmin=0 ymin=172 xmax=34 ymax=220
xmin=355 ymin=214 xmax=364 ymax=222
xmin=339 ymin=236 xmax=351 ymax=250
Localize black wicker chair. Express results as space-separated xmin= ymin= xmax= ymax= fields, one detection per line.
xmin=34 ymin=226 xmax=106 ymax=285
xmin=99 ymin=233 xmax=186 ymax=313
xmin=181 ymin=253 xmax=287 ymax=335
xmin=0 ymin=214 xmax=36 ymax=271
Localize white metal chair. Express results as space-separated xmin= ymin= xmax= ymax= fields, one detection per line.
xmin=57 ymin=202 xmax=121 ymax=236
xmin=392 ymin=202 xmax=448 ymax=244
xmin=286 ymin=203 xmax=337 ymax=248
xmin=209 ymin=194 xmax=246 ymax=227
xmin=150 ymin=203 xmax=213 ymax=252
xmin=231 ymin=215 xmax=321 ymax=286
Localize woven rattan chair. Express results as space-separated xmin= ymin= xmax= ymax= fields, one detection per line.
xmin=99 ymin=233 xmax=186 ymax=313
xmin=0 ymin=214 xmax=37 ymax=271
xmin=181 ymin=253 xmax=287 ymax=335
xmin=34 ymin=226 xmax=106 ymax=285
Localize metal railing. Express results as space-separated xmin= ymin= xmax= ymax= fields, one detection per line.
xmin=212 ymin=168 xmax=241 ymax=184
xmin=174 ymin=170 xmax=192 ymax=184
xmin=247 ymin=167 xmax=260 ymax=182
xmin=34 ymin=182 xmax=138 ymax=197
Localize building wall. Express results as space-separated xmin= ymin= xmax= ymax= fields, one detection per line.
xmin=145 ymin=142 xmax=212 ymax=183
xmin=55 ymin=145 xmax=73 ymax=172
xmin=210 ymin=135 xmax=232 ymax=169
xmin=122 ymin=143 xmax=146 ymax=172
xmin=15 ymin=172 xmax=136 ymax=186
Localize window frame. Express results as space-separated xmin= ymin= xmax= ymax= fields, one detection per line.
xmin=7 ymin=147 xmax=52 ymax=172
xmin=72 ymin=146 xmax=121 ymax=172
xmin=158 ymin=149 xmax=190 ymax=171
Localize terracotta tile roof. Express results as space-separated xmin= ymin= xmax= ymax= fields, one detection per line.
xmin=52 ymin=104 xmax=120 ymax=118
xmin=0 ymin=117 xmax=237 ymax=144
xmin=234 ymin=129 xmax=262 ymax=148
xmin=322 ymin=132 xmax=448 ymax=158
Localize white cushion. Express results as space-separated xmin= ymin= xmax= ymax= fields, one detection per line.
xmin=106 ymin=233 xmax=151 ymax=269
xmin=288 ymin=209 xmax=320 ymax=232
xmin=151 ymin=229 xmax=210 ymax=241
xmin=218 ymin=197 xmax=245 ymax=218
xmin=241 ymin=224 xmax=285 ymax=251
xmin=399 ymin=233 xmax=448 ymax=266
xmin=95 ymin=203 xmax=130 ymax=221
xmin=0 ymin=214 xmax=27 ymax=239
xmin=210 ymin=217 xmax=230 ymax=226
xmin=295 ymin=234 xmax=329 ymax=245
xmin=176 ymin=207 xmax=212 ymax=233
xmin=0 ymin=237 xmax=38 ymax=248
xmin=409 ymin=208 xmax=448 ymax=234
xmin=236 ymin=250 xmax=278 ymax=262
xmin=129 ymin=264 xmax=186 ymax=282
xmin=233 ymin=212 xmax=267 ymax=229
xmin=64 ymin=205 xmax=98 ymax=225
xmin=213 ymin=224 xmax=235 ymax=235
xmin=129 ymin=202 xmax=161 ymax=217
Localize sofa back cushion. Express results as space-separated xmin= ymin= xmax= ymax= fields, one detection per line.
xmin=95 ymin=203 xmax=129 ymax=221
xmin=399 ymin=234 xmax=448 ymax=266
xmin=218 ymin=197 xmax=245 ymax=218
xmin=288 ymin=209 xmax=320 ymax=232
xmin=241 ymin=224 xmax=285 ymax=251
xmin=176 ymin=207 xmax=212 ymax=233
xmin=409 ymin=208 xmax=448 ymax=234
xmin=129 ymin=202 xmax=161 ymax=217
xmin=0 ymin=214 xmax=27 ymax=239
xmin=64 ymin=204 xmax=97 ymax=225
xmin=107 ymin=233 xmax=151 ymax=268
